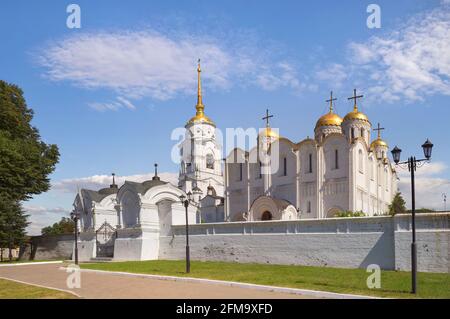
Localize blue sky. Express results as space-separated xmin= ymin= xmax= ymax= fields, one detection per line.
xmin=1 ymin=0 xmax=449 ymax=234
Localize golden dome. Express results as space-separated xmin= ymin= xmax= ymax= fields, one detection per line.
xmin=316 ymin=112 xmax=343 ymax=128
xmin=187 ymin=113 xmax=214 ymax=126
xmin=343 ymin=104 xmax=370 ymax=123
xmin=259 ymin=127 xmax=279 ymax=139
xmin=370 ymin=138 xmax=388 ymax=150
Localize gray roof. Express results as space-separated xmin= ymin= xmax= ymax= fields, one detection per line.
xmin=81 ymin=186 xmax=118 ymax=203
xmin=123 ymin=179 xmax=167 ymax=195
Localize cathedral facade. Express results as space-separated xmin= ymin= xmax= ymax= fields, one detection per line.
xmin=180 ymin=64 xmax=398 ymax=222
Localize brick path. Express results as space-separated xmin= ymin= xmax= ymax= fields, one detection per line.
xmin=0 ymin=263 xmax=318 ymax=299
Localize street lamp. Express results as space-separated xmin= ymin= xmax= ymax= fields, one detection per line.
xmin=391 ymin=138 xmax=434 ymax=294
xmin=179 ymin=191 xmax=193 ymax=273
xmin=70 ymin=210 xmax=80 ymax=265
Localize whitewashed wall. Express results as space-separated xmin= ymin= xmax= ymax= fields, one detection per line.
xmin=159 ymin=213 xmax=450 ymax=273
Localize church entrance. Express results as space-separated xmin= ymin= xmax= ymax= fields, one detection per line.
xmin=261 ymin=211 xmax=273 ymax=221
xmin=96 ymin=221 xmax=117 ymax=258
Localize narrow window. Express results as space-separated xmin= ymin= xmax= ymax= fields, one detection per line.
xmin=361 ymin=128 xmax=364 ymax=139
xmin=258 ymin=161 xmax=262 ymax=179
xmin=334 ymin=149 xmax=339 ymax=169
xmin=206 ymin=153 xmax=214 ymax=169
xmin=358 ymin=149 xmax=364 ymax=173
xmin=239 ymin=163 xmax=243 ymax=181
xmin=308 ymin=154 xmax=313 ymax=173
xmin=351 ymin=128 xmax=355 ymax=139
xmin=370 ymin=158 xmax=374 ymax=180
xmin=283 ymin=157 xmax=287 ymax=176
xmin=307 ymin=201 xmax=311 ymax=213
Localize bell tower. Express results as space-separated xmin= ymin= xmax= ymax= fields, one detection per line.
xmin=178 ymin=60 xmax=224 ymax=200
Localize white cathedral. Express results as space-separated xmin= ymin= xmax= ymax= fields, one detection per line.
xmin=73 ymin=62 xmax=398 ymax=261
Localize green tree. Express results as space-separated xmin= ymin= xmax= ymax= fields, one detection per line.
xmin=334 ymin=211 xmax=366 ymax=218
xmin=0 ymin=81 xmax=59 ymax=261
xmin=388 ymin=192 xmax=407 ymax=216
xmin=0 ymin=196 xmax=29 ymax=261
xmin=0 ymin=81 xmax=59 ymax=202
xmin=41 ymin=217 xmax=74 ymax=236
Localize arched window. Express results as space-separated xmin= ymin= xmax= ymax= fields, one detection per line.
xmin=351 ymin=128 xmax=355 ymax=139
xmin=261 ymin=211 xmax=272 ymax=221
xmin=283 ymin=157 xmax=287 ymax=176
xmin=206 ymin=153 xmax=214 ymax=169
xmin=307 ymin=201 xmax=311 ymax=213
xmin=361 ymin=128 xmax=365 ymax=139
xmin=358 ymin=149 xmax=364 ymax=173
xmin=238 ymin=163 xmax=243 ymax=181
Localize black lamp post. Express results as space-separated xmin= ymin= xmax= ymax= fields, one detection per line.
xmin=391 ymin=138 xmax=433 ymax=294
xmin=179 ymin=191 xmax=193 ymax=273
xmin=70 ymin=210 xmax=80 ymax=265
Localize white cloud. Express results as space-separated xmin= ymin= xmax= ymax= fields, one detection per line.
xmin=52 ymin=171 xmax=179 ymax=193
xmin=397 ymin=162 xmax=450 ymax=210
xmin=315 ymin=63 xmax=348 ymax=87
xmin=23 ymin=205 xmax=70 ymax=214
xmin=23 ymin=205 xmax=71 ymax=236
xmin=88 ymin=96 xmax=137 ymax=112
xmin=37 ymin=30 xmax=306 ymax=107
xmin=346 ymin=6 xmax=450 ymax=103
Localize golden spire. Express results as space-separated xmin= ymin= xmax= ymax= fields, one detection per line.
xmin=196 ymin=59 xmax=204 ymax=115
xmin=186 ymin=59 xmax=215 ymax=126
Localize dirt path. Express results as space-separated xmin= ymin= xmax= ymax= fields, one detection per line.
xmin=0 ymin=263 xmax=318 ymax=299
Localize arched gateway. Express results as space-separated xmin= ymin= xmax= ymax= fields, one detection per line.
xmin=76 ymin=176 xmax=197 ymax=262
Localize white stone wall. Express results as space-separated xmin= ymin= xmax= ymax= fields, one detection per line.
xmin=159 ymin=213 xmax=450 ymax=273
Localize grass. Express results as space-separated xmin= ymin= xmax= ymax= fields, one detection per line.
xmin=0 ymin=278 xmax=76 ymax=299
xmin=81 ymin=260 xmax=450 ymax=299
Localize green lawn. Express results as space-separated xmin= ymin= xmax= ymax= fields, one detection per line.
xmin=0 ymin=278 xmax=76 ymax=299
xmin=81 ymin=260 xmax=450 ymax=299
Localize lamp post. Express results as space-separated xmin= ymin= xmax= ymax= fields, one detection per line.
xmin=70 ymin=210 xmax=80 ymax=265
xmin=179 ymin=191 xmax=193 ymax=273
xmin=391 ymin=138 xmax=433 ymax=294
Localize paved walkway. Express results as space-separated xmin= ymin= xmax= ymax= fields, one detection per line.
xmin=0 ymin=263 xmax=318 ymax=299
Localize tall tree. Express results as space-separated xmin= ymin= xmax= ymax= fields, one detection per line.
xmin=0 ymin=80 xmax=59 ymax=202
xmin=0 ymin=81 xmax=59 ymax=259
xmin=0 ymin=195 xmax=29 ymax=261
xmin=389 ymin=192 xmax=407 ymax=216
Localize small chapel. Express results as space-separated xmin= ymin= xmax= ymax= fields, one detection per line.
xmin=73 ymin=61 xmax=398 ymax=261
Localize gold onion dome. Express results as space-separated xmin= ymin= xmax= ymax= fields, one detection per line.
xmin=316 ymin=112 xmax=343 ymax=128
xmin=344 ymin=89 xmax=370 ymax=123
xmin=187 ymin=60 xmax=215 ymax=126
xmin=370 ymin=123 xmax=388 ymax=150
xmin=343 ymin=103 xmax=370 ymax=123
xmin=316 ymin=91 xmax=343 ymax=128
xmin=370 ymin=138 xmax=388 ymax=149
xmin=259 ymin=127 xmax=280 ymax=139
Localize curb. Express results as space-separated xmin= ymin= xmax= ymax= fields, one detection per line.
xmin=77 ymin=267 xmax=379 ymax=299
xmin=0 ymin=261 xmax=63 ymax=267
